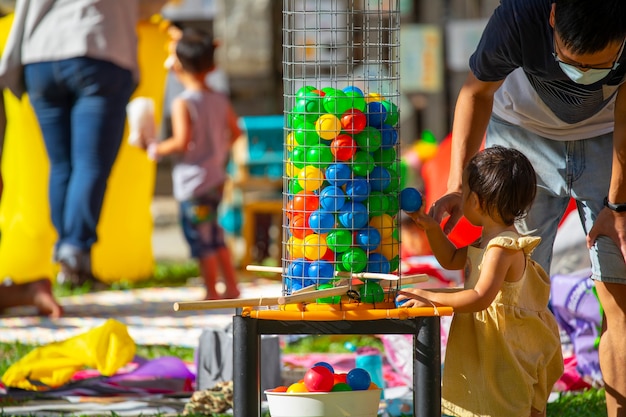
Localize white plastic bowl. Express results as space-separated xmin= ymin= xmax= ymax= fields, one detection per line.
xmin=264 ymin=389 xmax=382 ymax=417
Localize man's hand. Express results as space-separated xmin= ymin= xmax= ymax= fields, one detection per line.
xmin=429 ymin=192 xmax=463 ymax=235
xmin=587 ymin=206 xmax=626 ymax=262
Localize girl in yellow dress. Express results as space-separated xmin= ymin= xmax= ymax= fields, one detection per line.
xmin=397 ymin=146 xmax=564 ymax=417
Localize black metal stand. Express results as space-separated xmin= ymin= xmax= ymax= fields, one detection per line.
xmin=233 ymin=313 xmax=441 ymax=417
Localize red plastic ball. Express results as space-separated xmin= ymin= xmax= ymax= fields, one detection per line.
xmin=292 ymin=191 xmax=320 ymax=212
xmin=290 ymin=214 xmax=313 ymax=239
xmin=303 ymin=365 xmax=335 ymax=392
xmin=340 ymin=108 xmax=367 ymax=134
xmin=330 ymin=134 xmax=357 ymax=161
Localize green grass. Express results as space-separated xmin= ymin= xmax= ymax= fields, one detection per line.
xmin=0 ymin=261 xmax=610 ymax=417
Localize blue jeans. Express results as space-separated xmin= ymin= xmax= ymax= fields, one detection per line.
xmin=179 ymin=192 xmax=227 ymax=259
xmin=24 ymin=57 xmax=135 ymax=265
xmin=487 ymin=115 xmax=626 ymax=283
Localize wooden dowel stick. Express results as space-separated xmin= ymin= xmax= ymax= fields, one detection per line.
xmin=173 ymin=296 xmax=281 ymax=311
xmin=277 ymin=285 xmax=350 ymax=305
xmin=246 ymin=265 xmax=401 ymax=281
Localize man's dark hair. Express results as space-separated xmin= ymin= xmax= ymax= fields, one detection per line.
xmin=464 ymin=146 xmax=537 ymax=226
xmin=555 ymin=0 xmax=626 ymax=54
xmin=175 ymin=28 xmax=215 ymax=74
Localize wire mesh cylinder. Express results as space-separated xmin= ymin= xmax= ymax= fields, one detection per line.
xmin=282 ymin=0 xmax=401 ymax=302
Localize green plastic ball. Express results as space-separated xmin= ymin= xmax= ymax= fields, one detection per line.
xmin=326 ymin=229 xmax=353 ymax=253
xmin=342 ymin=247 xmax=368 ymax=273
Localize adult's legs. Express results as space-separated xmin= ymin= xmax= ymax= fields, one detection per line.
xmin=25 ymin=58 xmax=134 ymax=278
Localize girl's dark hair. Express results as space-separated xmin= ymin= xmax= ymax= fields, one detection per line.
xmin=464 ymin=146 xmax=537 ymax=226
xmin=555 ymin=0 xmax=626 ymax=54
xmin=175 ymin=28 xmax=215 ymax=74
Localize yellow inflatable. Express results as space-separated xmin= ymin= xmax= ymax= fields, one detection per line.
xmin=0 ymin=16 xmax=168 ymax=283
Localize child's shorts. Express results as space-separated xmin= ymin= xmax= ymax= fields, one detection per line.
xmin=180 ymin=193 xmax=226 ymax=259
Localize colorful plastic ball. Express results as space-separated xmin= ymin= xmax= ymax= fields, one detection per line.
xmin=340 ymin=108 xmax=367 ymax=135
xmin=319 ymin=185 xmax=346 ymax=212
xmin=317 ymin=283 xmax=341 ymax=304
xmin=351 ymin=151 xmax=375 ymax=177
xmin=355 ymin=226 xmax=382 ymax=251
xmin=296 ymin=85 xmax=318 ymax=97
xmin=360 ymin=281 xmax=385 ymax=303
xmin=344 ymin=91 xmax=367 ymax=112
xmin=342 ymin=85 xmax=364 ymax=96
xmin=298 ymin=165 xmax=325 ymax=192
xmin=292 ymin=191 xmax=320 ymax=213
xmin=304 ymin=365 xmax=335 ymax=392
xmin=369 ymin=214 xmax=395 ymax=239
xmin=369 ymin=166 xmax=391 ymax=192
xmin=287 ymin=237 xmax=307 ymax=260
xmin=353 ymin=126 xmax=382 ymax=153
xmin=287 ymin=381 xmax=309 ymax=393
xmin=388 ymin=255 xmax=400 ymax=273
xmin=341 ymin=247 xmax=368 ymax=273
xmin=286 ymin=131 xmax=296 ymax=152
xmin=366 ymin=101 xmax=387 ymax=128
xmin=372 ymin=146 xmax=396 ymax=168
xmin=305 ymin=144 xmax=334 ymax=168
xmin=380 ymin=124 xmax=399 ymax=148
xmin=323 ymin=89 xmax=354 ymax=115
xmin=376 ymin=237 xmax=400 ymax=261
xmin=325 ymin=229 xmax=353 ymax=253
xmin=400 ymin=187 xmax=423 ymax=212
xmin=314 ymin=361 xmax=335 ymax=374
xmin=367 ymin=252 xmax=390 ymax=274
xmin=347 ymin=368 xmax=372 ymax=391
xmin=315 ymin=114 xmax=342 ymax=140
xmin=291 ymin=146 xmax=307 ymax=168
xmin=308 ymin=209 xmax=336 ymax=234
xmin=386 ymin=194 xmax=400 ymax=217
xmin=385 ymin=167 xmax=400 ymax=192
xmin=289 ymin=179 xmax=304 ymax=195
xmin=270 ymin=385 xmax=289 ymax=393
xmin=366 ymin=191 xmax=390 ymax=216
xmin=331 ymin=382 xmax=353 ymax=392
xmin=295 ymin=92 xmax=323 ymax=115
xmin=366 ymin=92 xmax=384 ymax=103
xmin=324 ymin=163 xmax=352 ymax=187
xmin=293 ymin=122 xmax=320 ymax=146
xmin=338 ymin=201 xmax=369 ymax=230
xmin=345 ymin=177 xmax=371 ymax=202
xmin=290 ymin=214 xmax=313 ymax=239
xmin=330 ymin=134 xmax=357 ymax=161
xmin=382 ymin=100 xmax=399 ymax=126
xmin=334 ymin=372 xmax=348 ymax=384
xmin=303 ymin=234 xmax=328 ymax=260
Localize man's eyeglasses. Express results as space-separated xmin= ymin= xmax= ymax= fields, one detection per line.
xmin=553 ymin=35 xmax=625 ymax=71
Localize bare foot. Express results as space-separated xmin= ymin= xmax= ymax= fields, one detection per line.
xmin=0 ymin=279 xmax=63 ymax=318
xmin=30 ymin=279 xmax=63 ymax=318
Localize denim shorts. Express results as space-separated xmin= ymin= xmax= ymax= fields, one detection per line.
xmin=180 ymin=193 xmax=226 ymax=258
xmin=487 ymin=115 xmax=626 ymax=283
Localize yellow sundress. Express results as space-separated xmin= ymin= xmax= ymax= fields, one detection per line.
xmin=441 ymin=232 xmax=564 ymax=417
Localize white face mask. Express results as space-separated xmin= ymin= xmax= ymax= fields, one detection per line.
xmin=558 ymin=61 xmax=615 ymax=85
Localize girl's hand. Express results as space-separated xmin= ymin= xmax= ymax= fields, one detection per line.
xmin=395 ymin=289 xmax=432 ymax=308
xmin=405 ymin=205 xmax=440 ymax=232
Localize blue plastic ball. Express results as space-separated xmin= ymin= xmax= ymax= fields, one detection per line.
xmin=367 ymin=253 xmax=390 ymax=274
xmin=345 ymin=177 xmax=371 ymax=202
xmin=319 ymin=185 xmax=346 ymax=212
xmin=342 ymin=86 xmax=364 ymax=96
xmin=355 ymin=226 xmax=382 ymax=251
xmin=369 ymin=166 xmax=391 ymax=192
xmin=308 ymin=260 xmax=335 ymax=281
xmin=400 ymin=187 xmax=423 ymax=212
xmin=308 ymin=209 xmax=336 ymax=234
xmin=313 ymin=361 xmax=335 ymax=374
xmin=338 ymin=201 xmax=369 ymax=229
xmin=325 ymin=163 xmax=352 ymax=187
xmin=366 ymin=101 xmax=387 ymax=128
xmin=347 ymin=368 xmax=372 ymax=391
xmin=380 ymin=124 xmax=399 ymax=148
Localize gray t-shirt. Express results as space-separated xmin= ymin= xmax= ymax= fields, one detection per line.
xmin=171 ymin=89 xmax=233 ymax=201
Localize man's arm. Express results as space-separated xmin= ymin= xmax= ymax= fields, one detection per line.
xmin=587 ymin=82 xmax=626 ymax=261
xmin=430 ymin=72 xmax=503 ymax=233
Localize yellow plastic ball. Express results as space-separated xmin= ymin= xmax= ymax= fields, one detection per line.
xmin=285 ymin=160 xmax=300 ymax=178
xmin=315 ymin=113 xmax=341 ymax=140
xmin=286 ymin=131 xmax=295 ymax=152
xmin=375 ymin=237 xmax=400 ymax=261
xmin=287 ymin=236 xmax=306 ymax=259
xmin=298 ymin=165 xmax=324 ymax=192
xmin=366 ymin=92 xmax=384 ymax=103
xmin=369 ymin=214 xmax=395 ymax=239
xmin=287 ymin=381 xmax=309 ymax=393
xmin=303 ymin=233 xmax=328 ymax=260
